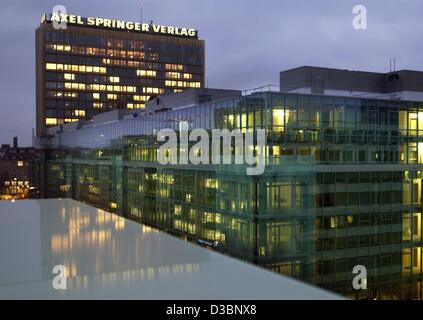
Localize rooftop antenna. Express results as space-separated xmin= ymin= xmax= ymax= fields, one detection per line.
xmin=394 ymin=57 xmax=397 ymax=72
xmin=140 ymin=5 xmax=143 ymax=23
xmin=390 ymin=58 xmax=392 ymax=72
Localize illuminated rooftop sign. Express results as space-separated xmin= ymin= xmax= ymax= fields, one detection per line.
xmin=41 ymin=13 xmax=198 ymax=39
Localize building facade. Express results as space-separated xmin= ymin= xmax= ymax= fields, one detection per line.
xmin=43 ymin=87 xmax=423 ymax=299
xmin=0 ymin=138 xmax=41 ymax=199
xmin=36 ymin=14 xmax=205 ymax=137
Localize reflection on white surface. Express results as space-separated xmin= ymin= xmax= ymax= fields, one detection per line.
xmin=0 ymin=199 xmax=341 ymax=299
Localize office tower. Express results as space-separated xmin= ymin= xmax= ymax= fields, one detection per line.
xmin=36 ymin=13 xmax=205 ymax=137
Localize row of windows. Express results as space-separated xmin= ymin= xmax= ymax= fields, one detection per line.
xmin=46 ymin=60 xmax=192 ymax=79
xmin=45 ymin=99 xmax=148 ymax=111
xmin=3 ymin=180 xmax=29 ymax=186
xmin=316 ymin=254 xmax=402 ymax=275
xmin=44 ymin=107 xmax=106 ymax=119
xmin=46 ymin=69 xmax=201 ymax=92
xmin=102 ymin=58 xmax=201 ymax=73
xmin=46 ymin=117 xmax=78 ymax=125
xmin=136 ymin=69 xmax=193 ymax=80
xmin=47 ymin=43 xmax=160 ymax=60
xmin=45 ymin=33 xmax=202 ymax=56
xmin=45 ymin=44 xmax=201 ymax=68
xmin=165 ymin=80 xmax=201 ymax=88
xmin=44 ymin=54 xmax=203 ymax=75
xmin=137 ymin=69 xmax=156 ymax=77
xmin=218 ymin=108 xmax=423 ymax=133
xmin=46 ymin=91 xmax=78 ymax=98
xmin=47 ymin=92 xmax=151 ymax=101
xmin=46 ymin=81 xmax=137 ymax=93
xmin=45 ymin=70 xmax=200 ymax=87
xmin=127 ymin=103 xmax=145 ymax=109
xmin=44 ymin=103 xmax=145 ymax=124
xmin=46 ymin=63 xmax=107 ymax=73
xmin=122 ymin=142 xmax=423 ymax=165
xmin=317 ymin=233 xmax=404 ymax=250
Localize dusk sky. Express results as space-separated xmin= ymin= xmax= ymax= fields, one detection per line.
xmin=0 ymin=0 xmax=422 ymax=146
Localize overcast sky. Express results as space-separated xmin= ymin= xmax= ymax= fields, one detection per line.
xmin=0 ymin=0 xmax=422 ymax=146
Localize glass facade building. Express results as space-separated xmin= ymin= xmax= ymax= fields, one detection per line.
xmin=36 ymin=18 xmax=205 ymax=137
xmin=45 ymin=91 xmax=423 ymax=299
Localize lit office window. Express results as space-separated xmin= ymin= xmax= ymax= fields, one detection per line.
xmin=105 ymin=85 xmax=136 ymax=93
xmin=108 ymin=76 xmax=120 ymax=83
xmin=110 ymin=202 xmax=118 ymax=209
xmin=45 ymin=117 xmax=57 ymax=125
xmin=205 ymin=178 xmax=218 ymax=189
xmin=166 ymin=72 xmax=181 ymax=79
xmin=45 ymin=63 xmax=107 ymax=74
xmin=64 ymin=73 xmax=75 ymax=80
xmin=165 ymin=63 xmax=184 ymax=71
xmin=64 ymin=82 xmax=86 ymax=90
xmin=272 ymin=109 xmax=289 ymax=132
xmin=64 ymin=118 xmax=78 ymax=123
xmin=86 ymin=47 xmax=101 ymax=55
xmin=133 ymin=95 xmax=150 ymax=101
xmin=128 ymin=60 xmax=140 ymax=67
xmin=17 ymin=161 xmax=24 ymax=167
xmin=143 ymin=87 xmax=164 ymax=94
xmin=165 ymin=80 xmax=176 ymax=87
xmin=126 ymin=86 xmax=136 ymax=93
xmin=136 ymin=103 xmax=144 ymax=109
xmin=137 ymin=70 xmax=156 ymax=77
xmin=126 ymin=103 xmax=145 ymax=109
xmin=46 ymin=63 xmax=57 ymax=70
xmin=164 ymin=80 xmax=201 ymax=88
xmin=87 ymin=84 xmax=106 ymax=91
xmin=63 ymin=92 xmax=78 ymax=98
xmin=73 ymin=110 xmax=86 ymax=117
xmin=47 ymin=44 xmax=71 ymax=52
xmin=190 ymin=82 xmax=201 ymax=88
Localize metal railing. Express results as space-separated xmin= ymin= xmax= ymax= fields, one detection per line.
xmin=242 ymin=84 xmax=280 ymax=96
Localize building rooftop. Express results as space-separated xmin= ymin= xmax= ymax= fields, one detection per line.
xmin=0 ymin=199 xmax=341 ymax=299
xmin=280 ymin=65 xmax=423 ymax=100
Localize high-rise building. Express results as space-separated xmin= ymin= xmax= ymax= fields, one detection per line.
xmin=36 ymin=13 xmax=205 ymax=137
